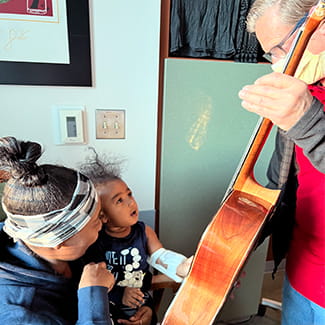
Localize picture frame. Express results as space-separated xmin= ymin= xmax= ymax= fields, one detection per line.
xmin=0 ymin=0 xmax=92 ymax=86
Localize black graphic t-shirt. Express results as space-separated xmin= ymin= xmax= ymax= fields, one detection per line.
xmin=84 ymin=221 xmax=154 ymax=320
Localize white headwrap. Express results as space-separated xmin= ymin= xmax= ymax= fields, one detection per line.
xmin=2 ymin=173 xmax=98 ymax=247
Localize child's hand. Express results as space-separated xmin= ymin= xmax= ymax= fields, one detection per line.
xmin=176 ymin=255 xmax=194 ymax=278
xmin=117 ymin=305 xmax=152 ymax=325
xmin=122 ymin=287 xmax=144 ymax=308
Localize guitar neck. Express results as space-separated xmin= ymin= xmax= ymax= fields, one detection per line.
xmin=222 ymin=117 xmax=273 ymax=202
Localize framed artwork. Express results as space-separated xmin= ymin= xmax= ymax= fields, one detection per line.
xmin=0 ymin=0 xmax=92 ymax=86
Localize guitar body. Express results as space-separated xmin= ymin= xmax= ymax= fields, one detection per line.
xmin=162 ymin=188 xmax=279 ymax=325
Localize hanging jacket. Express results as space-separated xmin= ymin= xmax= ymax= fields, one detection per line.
xmin=169 ymin=0 xmax=260 ymax=62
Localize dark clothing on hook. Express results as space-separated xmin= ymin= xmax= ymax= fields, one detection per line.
xmin=170 ymin=0 xmax=260 ymax=62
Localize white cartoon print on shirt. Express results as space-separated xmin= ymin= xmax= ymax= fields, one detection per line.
xmin=105 ymin=247 xmax=145 ymax=288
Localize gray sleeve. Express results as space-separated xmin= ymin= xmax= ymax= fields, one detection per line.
xmin=285 ymin=97 xmax=325 ymax=173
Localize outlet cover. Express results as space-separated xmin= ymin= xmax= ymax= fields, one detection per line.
xmin=96 ymin=109 xmax=125 ymax=139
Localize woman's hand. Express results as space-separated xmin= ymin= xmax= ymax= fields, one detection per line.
xmin=239 ymin=72 xmax=313 ymax=131
xmin=117 ymin=305 xmax=153 ymax=325
xmin=79 ymin=262 xmax=115 ymax=290
xmin=122 ymin=287 xmax=144 ymax=308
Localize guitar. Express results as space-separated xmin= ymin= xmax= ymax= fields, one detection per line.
xmin=161 ymin=2 xmax=325 ymax=324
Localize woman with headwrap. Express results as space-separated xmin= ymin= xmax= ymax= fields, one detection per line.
xmin=0 ymin=136 xmax=115 ymax=325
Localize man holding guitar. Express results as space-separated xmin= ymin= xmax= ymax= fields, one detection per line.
xmin=239 ymin=0 xmax=325 ymax=324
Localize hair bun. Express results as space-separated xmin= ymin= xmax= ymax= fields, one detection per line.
xmin=0 ymin=136 xmax=45 ymax=185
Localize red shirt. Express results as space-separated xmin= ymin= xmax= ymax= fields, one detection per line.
xmin=286 ymin=85 xmax=325 ymax=307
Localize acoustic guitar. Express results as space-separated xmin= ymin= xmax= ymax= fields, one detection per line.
xmin=162 ymin=2 xmax=325 ymax=324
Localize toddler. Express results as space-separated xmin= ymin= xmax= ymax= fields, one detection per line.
xmin=80 ymin=153 xmax=192 ymax=325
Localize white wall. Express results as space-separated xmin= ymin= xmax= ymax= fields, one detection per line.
xmin=1 ymin=0 xmax=161 ymax=211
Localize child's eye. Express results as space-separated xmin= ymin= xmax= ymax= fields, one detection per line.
xmin=116 ymin=197 xmax=123 ymax=204
xmin=128 ymin=191 xmax=133 ymax=197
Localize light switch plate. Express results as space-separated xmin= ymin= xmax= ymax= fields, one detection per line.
xmin=96 ymin=109 xmax=125 ymax=139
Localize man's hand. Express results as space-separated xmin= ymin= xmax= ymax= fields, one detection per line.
xmin=239 ymin=72 xmax=313 ymax=131
xmin=79 ymin=262 xmax=115 ymax=290
xmin=117 ymin=305 xmax=152 ymax=325
xmin=122 ymin=287 xmax=144 ymax=308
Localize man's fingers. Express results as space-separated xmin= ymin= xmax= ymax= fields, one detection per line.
xmin=239 ymin=83 xmax=282 ymax=101
xmin=254 ymin=72 xmax=309 ymax=92
xmin=254 ymin=72 xmax=294 ymax=87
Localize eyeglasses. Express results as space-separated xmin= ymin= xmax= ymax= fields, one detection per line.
xmin=263 ymin=13 xmax=308 ymax=63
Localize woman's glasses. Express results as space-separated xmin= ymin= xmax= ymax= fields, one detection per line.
xmin=263 ymin=13 xmax=308 ymax=63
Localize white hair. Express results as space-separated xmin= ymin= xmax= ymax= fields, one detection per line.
xmin=246 ymin=0 xmax=319 ymax=33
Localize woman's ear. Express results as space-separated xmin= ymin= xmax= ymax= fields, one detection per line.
xmin=54 ymin=242 xmax=64 ymax=250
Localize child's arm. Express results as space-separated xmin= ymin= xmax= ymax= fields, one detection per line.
xmin=145 ymin=225 xmax=193 ymax=282
xmin=145 ymin=225 xmax=163 ymax=255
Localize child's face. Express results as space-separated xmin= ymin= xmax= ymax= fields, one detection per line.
xmin=97 ymin=179 xmax=139 ymax=229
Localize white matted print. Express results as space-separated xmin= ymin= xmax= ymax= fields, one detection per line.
xmin=0 ymin=0 xmax=69 ymax=64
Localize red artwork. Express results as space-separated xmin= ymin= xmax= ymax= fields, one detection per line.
xmin=0 ymin=0 xmax=53 ymax=16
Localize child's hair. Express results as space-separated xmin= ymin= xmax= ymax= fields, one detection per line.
xmin=79 ymin=148 xmax=123 ymax=185
xmin=0 ymin=136 xmax=78 ymax=215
